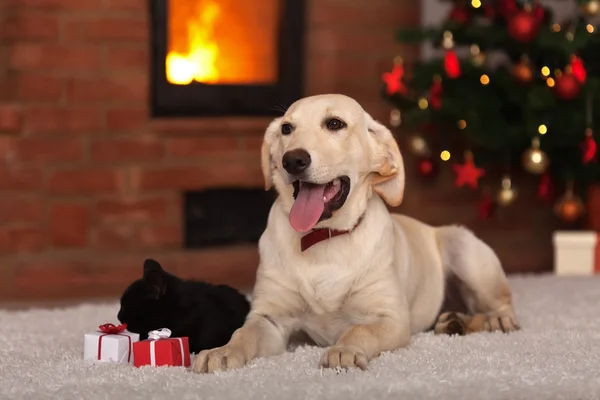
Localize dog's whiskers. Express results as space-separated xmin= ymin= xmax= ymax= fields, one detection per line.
xmin=270 ymin=103 xmax=289 ymax=115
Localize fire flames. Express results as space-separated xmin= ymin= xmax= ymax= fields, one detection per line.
xmin=166 ymin=1 xmax=221 ymax=85
xmin=166 ymin=0 xmax=279 ymax=86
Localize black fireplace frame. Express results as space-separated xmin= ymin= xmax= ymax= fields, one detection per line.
xmin=149 ymin=0 xmax=306 ymax=117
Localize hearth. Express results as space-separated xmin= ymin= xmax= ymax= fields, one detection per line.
xmin=184 ymin=188 xmax=276 ymax=248
xmin=149 ymin=0 xmax=306 ymax=117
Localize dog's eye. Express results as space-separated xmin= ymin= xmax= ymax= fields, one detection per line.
xmin=326 ymin=118 xmax=346 ymax=131
xmin=281 ymin=123 xmax=293 ymax=135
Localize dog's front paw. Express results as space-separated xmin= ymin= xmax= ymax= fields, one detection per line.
xmin=192 ymin=345 xmax=247 ymax=374
xmin=320 ymin=345 xmax=368 ymax=371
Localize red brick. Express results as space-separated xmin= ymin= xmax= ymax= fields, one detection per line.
xmin=49 ymin=203 xmax=89 ymax=248
xmin=9 ymin=259 xmax=123 ymax=299
xmin=9 ymin=43 xmax=102 ymax=71
xmin=92 ymin=223 xmax=180 ymax=250
xmin=0 ymin=104 xmax=22 ymax=133
xmin=47 ymin=168 xmax=124 ymax=195
xmin=166 ymin=137 xmax=240 ymax=159
xmin=91 ymin=224 xmax=135 ymax=250
xmin=105 ymin=0 xmax=145 ymax=11
xmin=15 ymin=138 xmax=83 ymax=164
xmin=95 ymin=197 xmax=170 ymax=224
xmin=138 ymin=224 xmax=181 ymax=249
xmin=1 ymin=14 xmax=59 ymax=40
xmin=0 ymin=166 xmax=42 ymax=190
xmin=106 ymin=47 xmax=148 ymax=70
xmin=587 ymin=184 xmax=600 ymax=230
xmin=24 ymin=106 xmax=101 ymax=135
xmin=0 ymin=197 xmax=43 ymax=223
xmin=310 ymin=0 xmax=419 ymax=26
xmin=307 ymin=56 xmax=377 ymax=90
xmin=8 ymin=73 xmax=64 ymax=102
xmin=67 ymin=76 xmax=147 ymax=103
xmin=138 ymin=162 xmax=263 ymax=191
xmin=308 ymin=28 xmax=395 ymax=57
xmin=138 ymin=166 xmax=205 ymax=191
xmin=310 ymin=1 xmax=375 ymax=26
xmin=4 ymin=0 xmax=102 ymax=10
xmin=106 ymin=107 xmax=147 ymax=132
xmin=91 ymin=137 xmax=164 ymax=163
xmin=8 ymin=248 xmax=258 ymax=299
xmin=64 ymin=17 xmax=147 ymax=43
xmin=0 ymin=226 xmax=45 ymax=254
xmin=241 ymin=135 xmax=263 ymax=153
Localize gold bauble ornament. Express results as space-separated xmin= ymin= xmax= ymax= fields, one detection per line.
xmin=512 ymin=55 xmax=534 ymax=84
xmin=469 ymin=44 xmax=486 ymax=67
xmin=522 ymin=137 xmax=549 ymax=174
xmin=554 ymin=183 xmax=585 ymax=223
xmin=581 ymin=0 xmax=599 ymax=16
xmin=442 ymin=31 xmax=455 ymax=49
xmin=407 ymin=134 xmax=430 ymax=157
xmin=496 ymin=175 xmax=518 ymax=207
xmin=389 ymin=109 xmax=401 ymax=127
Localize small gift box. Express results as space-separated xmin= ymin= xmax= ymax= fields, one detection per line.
xmin=553 ymin=231 xmax=600 ymax=275
xmin=133 ymin=328 xmax=190 ymax=368
xmin=83 ymin=323 xmax=139 ymax=363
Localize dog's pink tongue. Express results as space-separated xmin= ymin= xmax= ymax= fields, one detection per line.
xmin=289 ymin=182 xmax=326 ymax=232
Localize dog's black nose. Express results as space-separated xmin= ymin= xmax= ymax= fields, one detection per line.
xmin=282 ymin=149 xmax=311 ymax=175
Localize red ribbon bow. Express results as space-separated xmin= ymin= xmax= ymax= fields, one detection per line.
xmin=96 ymin=323 xmax=132 ymax=362
xmin=99 ymin=323 xmax=127 ymax=334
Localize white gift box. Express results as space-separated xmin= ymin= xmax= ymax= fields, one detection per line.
xmin=553 ymin=231 xmax=599 ymax=276
xmin=83 ymin=330 xmax=140 ymax=364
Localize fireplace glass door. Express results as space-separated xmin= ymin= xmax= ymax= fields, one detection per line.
xmin=150 ymin=0 xmax=305 ymax=117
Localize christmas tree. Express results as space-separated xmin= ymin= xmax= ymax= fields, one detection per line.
xmin=382 ymin=0 xmax=600 ymax=223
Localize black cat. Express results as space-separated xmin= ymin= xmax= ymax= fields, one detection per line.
xmin=117 ymin=258 xmax=251 ymax=354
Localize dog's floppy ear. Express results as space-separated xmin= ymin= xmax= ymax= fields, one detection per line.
xmin=366 ymin=113 xmax=405 ymax=207
xmin=261 ymin=117 xmax=282 ymax=191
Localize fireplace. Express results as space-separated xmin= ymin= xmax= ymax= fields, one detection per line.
xmin=184 ymin=188 xmax=276 ymax=248
xmin=149 ymin=0 xmax=306 ymax=117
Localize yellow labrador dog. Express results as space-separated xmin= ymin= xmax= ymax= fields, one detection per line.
xmin=192 ymin=94 xmax=519 ymax=374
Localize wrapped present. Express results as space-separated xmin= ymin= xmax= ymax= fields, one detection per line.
xmin=133 ymin=328 xmax=190 ymax=368
xmin=553 ymin=231 xmax=600 ymax=276
xmin=83 ymin=323 xmax=139 ymax=363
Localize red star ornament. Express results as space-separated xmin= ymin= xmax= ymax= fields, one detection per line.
xmin=453 ymin=156 xmax=485 ymax=189
xmin=382 ymin=63 xmax=407 ymax=95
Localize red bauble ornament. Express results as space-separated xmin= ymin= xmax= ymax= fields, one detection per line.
xmin=444 ymin=50 xmax=461 ymax=79
xmin=533 ymin=2 xmax=545 ymax=21
xmin=554 ymin=73 xmax=581 ymax=100
xmin=429 ymin=77 xmax=443 ymax=110
xmin=483 ymin=3 xmax=495 ymax=19
xmin=497 ymin=0 xmax=519 ymax=19
xmin=478 ymin=192 xmax=496 ymax=220
xmin=570 ymin=55 xmax=587 ymax=83
xmin=452 ymin=155 xmax=486 ymax=190
xmin=537 ymin=172 xmax=554 ymax=202
xmin=416 ymin=156 xmax=439 ymax=180
xmin=508 ymin=9 xmax=540 ymax=42
xmin=448 ymin=6 xmax=470 ymax=24
xmin=581 ymin=129 xmax=597 ymax=164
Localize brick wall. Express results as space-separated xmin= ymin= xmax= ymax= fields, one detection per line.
xmin=0 ymin=0 xmax=422 ymax=299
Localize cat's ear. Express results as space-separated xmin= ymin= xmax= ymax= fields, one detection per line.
xmin=142 ymin=258 xmax=167 ymax=298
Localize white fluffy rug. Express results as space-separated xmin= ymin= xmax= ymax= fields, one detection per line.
xmin=1 ymin=275 xmax=599 ymax=400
